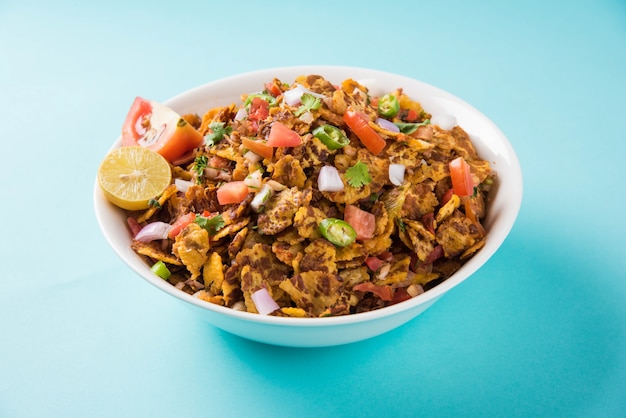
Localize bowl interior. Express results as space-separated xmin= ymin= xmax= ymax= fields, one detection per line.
xmin=94 ymin=66 xmax=522 ymax=345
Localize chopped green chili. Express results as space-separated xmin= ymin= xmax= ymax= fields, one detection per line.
xmin=378 ymin=94 xmax=400 ymax=118
xmin=151 ymin=261 xmax=171 ymax=280
xmin=319 ymin=218 xmax=357 ymax=247
xmin=312 ymin=124 xmax=350 ymax=150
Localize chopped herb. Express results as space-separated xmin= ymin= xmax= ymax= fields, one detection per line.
xmin=345 ymin=161 xmax=373 ymax=188
xmin=396 ymin=217 xmax=406 ymax=232
xmin=148 ymin=198 xmax=161 ymax=209
xmin=193 ymin=155 xmax=208 ymax=184
xmin=195 ymin=213 xmax=225 ymax=236
xmin=394 ymin=119 xmax=431 ymax=135
xmin=295 ymin=93 xmax=321 ymax=116
xmin=369 ymin=193 xmax=379 ymax=203
xmin=205 ymin=122 xmax=232 ymax=147
xmin=244 ymin=93 xmax=276 ymax=108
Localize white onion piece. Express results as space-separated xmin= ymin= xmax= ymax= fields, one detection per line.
xmin=299 ymin=111 xmax=314 ymax=124
xmin=283 ymin=83 xmax=326 ymax=106
xmin=317 ymin=165 xmax=344 ymax=192
xmin=134 ymin=222 xmax=172 ymax=242
xmin=243 ymin=150 xmax=262 ymax=164
xmin=251 ymin=287 xmax=279 ymax=315
xmin=431 ymin=114 xmax=457 ymax=130
xmin=175 ymin=178 xmax=194 ymax=193
xmin=234 ymin=107 xmax=248 ymax=121
xmin=377 ymin=118 xmax=400 ymax=132
xmin=250 ymin=184 xmax=273 ymax=213
xmin=244 ymin=169 xmax=263 ymax=190
xmin=266 ymin=180 xmax=286 ymax=192
xmin=389 ymin=164 xmax=406 ymax=186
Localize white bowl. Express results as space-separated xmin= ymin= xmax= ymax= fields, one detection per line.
xmin=94 ymin=66 xmax=523 ymax=347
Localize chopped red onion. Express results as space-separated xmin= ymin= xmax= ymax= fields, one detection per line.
xmin=389 ymin=163 xmax=405 ymax=186
xmin=134 ymin=221 xmax=172 ymax=242
xmin=175 ymin=178 xmax=194 ymax=193
xmin=377 ymin=118 xmax=400 ymax=133
xmin=317 ymin=165 xmax=344 ymax=192
xmin=251 ymin=287 xmax=279 ymax=315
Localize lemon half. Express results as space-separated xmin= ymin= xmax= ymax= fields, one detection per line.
xmin=98 ymin=146 xmax=172 ymax=211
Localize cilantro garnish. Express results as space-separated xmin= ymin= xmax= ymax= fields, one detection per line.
xmin=205 ymin=122 xmax=232 ymax=147
xmin=396 ymin=217 xmax=406 ymax=232
xmin=394 ymin=119 xmax=430 ymax=135
xmin=295 ymin=93 xmax=321 ymax=116
xmin=148 ymin=198 xmax=161 ymax=209
xmin=345 ymin=161 xmax=373 ymax=188
xmin=193 ymin=155 xmax=208 ymax=184
xmin=195 ymin=213 xmax=225 ymax=236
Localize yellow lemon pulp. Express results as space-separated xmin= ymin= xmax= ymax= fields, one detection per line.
xmin=98 ymin=146 xmax=172 ymax=211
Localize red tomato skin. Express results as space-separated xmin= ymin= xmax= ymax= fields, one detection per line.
xmin=365 ymin=256 xmax=385 ymax=272
xmin=344 ymin=204 xmax=376 ymax=240
xmin=216 ymin=181 xmax=250 ymax=205
xmin=342 ymin=107 xmax=386 ymax=155
xmin=168 ymin=212 xmax=196 ymax=239
xmin=449 ymin=157 xmax=474 ymax=197
xmin=122 ymin=97 xmax=152 ymax=146
xmin=248 ymin=97 xmax=269 ymax=122
xmin=353 ymin=282 xmax=393 ymax=301
xmin=267 ymin=122 xmax=302 ymax=147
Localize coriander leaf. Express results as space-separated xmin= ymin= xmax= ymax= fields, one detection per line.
xmin=394 ymin=119 xmax=430 ymax=135
xmin=193 ymin=155 xmax=208 ymax=184
xmin=345 ymin=161 xmax=373 ymax=188
xmin=195 ymin=213 xmax=225 ymax=236
xmin=148 ymin=198 xmax=161 ymax=209
xmin=205 ymin=122 xmax=232 ymax=146
xmin=295 ymin=93 xmax=321 ymax=116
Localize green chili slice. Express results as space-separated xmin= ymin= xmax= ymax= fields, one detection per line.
xmin=312 ymin=124 xmax=350 ymax=150
xmin=378 ymin=94 xmax=400 ymax=118
xmin=319 ymin=218 xmax=357 ymax=247
xmin=151 ymin=260 xmax=171 ymax=280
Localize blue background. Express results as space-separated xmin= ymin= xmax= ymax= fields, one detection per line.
xmin=1 ymin=0 xmax=625 ymax=416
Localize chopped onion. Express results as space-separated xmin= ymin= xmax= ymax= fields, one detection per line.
xmin=378 ymin=263 xmax=392 ymax=279
xmin=299 ymin=111 xmax=314 ymax=124
xmin=377 ymin=118 xmax=400 ymax=133
xmin=244 ymin=169 xmax=263 ymax=190
xmin=283 ymin=83 xmax=326 ymax=106
xmin=251 ymin=287 xmax=279 ymax=315
xmin=234 ymin=107 xmax=247 ymax=121
xmin=266 ymin=180 xmax=286 ymax=192
xmin=243 ymin=150 xmax=262 ymax=164
xmin=431 ymin=114 xmax=457 ymax=130
xmin=175 ymin=178 xmax=194 ymax=193
xmin=134 ymin=221 xmax=172 ymax=242
xmin=250 ymin=184 xmax=273 ymax=213
xmin=389 ymin=163 xmax=405 ymax=186
xmin=317 ymin=165 xmax=344 ymax=192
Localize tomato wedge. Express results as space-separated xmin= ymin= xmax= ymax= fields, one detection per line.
xmin=241 ymin=137 xmax=273 ymax=159
xmin=121 ymin=97 xmax=204 ymax=163
xmin=344 ymin=204 xmax=376 ymax=240
xmin=216 ymin=181 xmax=250 ymax=205
xmin=449 ymin=156 xmax=474 ymax=197
xmin=267 ymin=122 xmax=302 ymax=147
xmin=168 ymin=212 xmax=196 ymax=239
xmin=342 ymin=107 xmax=386 ymax=155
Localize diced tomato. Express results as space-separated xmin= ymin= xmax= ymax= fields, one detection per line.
xmin=379 ymin=251 xmax=394 ymax=262
xmin=353 ymin=282 xmax=393 ymax=301
xmin=343 ymin=107 xmax=386 ymax=155
xmin=405 ymin=109 xmax=419 ymax=122
xmin=248 ymin=97 xmax=269 ymax=122
xmin=264 ymin=81 xmax=282 ymax=98
xmin=344 ymin=204 xmax=375 ymax=240
xmin=216 ymin=181 xmax=250 ymax=205
xmin=168 ymin=212 xmax=196 ymax=239
xmin=241 ymin=137 xmax=273 ymax=159
xmin=424 ymin=245 xmax=444 ymax=264
xmin=121 ymin=97 xmax=204 ymax=163
xmin=267 ymin=122 xmax=302 ymax=147
xmin=449 ymin=156 xmax=474 ymax=197
xmin=365 ymin=256 xmax=385 ymax=272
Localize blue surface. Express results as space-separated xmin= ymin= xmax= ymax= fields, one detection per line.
xmin=1 ymin=0 xmax=625 ymax=416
